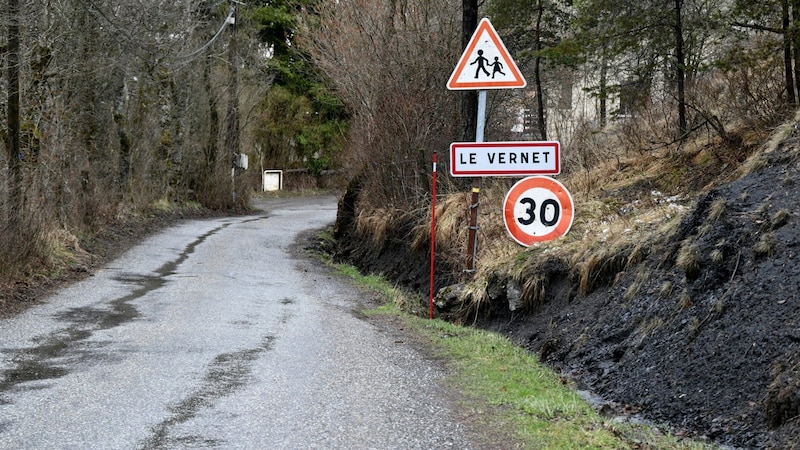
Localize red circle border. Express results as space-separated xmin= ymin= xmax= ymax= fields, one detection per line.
xmin=503 ymin=176 xmax=575 ymax=246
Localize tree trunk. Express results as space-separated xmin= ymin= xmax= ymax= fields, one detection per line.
xmin=534 ymin=1 xmax=547 ymax=140
xmin=6 ymin=0 xmax=23 ymax=226
xmin=783 ymin=0 xmax=796 ymax=105
xmin=204 ymin=59 xmax=219 ymax=175
xmin=461 ymin=0 xmax=478 ymax=142
xmin=225 ymin=4 xmax=240 ymax=205
xmin=599 ymin=44 xmax=608 ymax=127
xmin=792 ymin=0 xmax=800 ymax=100
xmin=115 ymin=112 xmax=131 ymax=199
xmin=674 ymin=0 xmax=687 ymax=140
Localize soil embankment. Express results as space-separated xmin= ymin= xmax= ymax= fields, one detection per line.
xmin=335 ymin=145 xmax=800 ymax=449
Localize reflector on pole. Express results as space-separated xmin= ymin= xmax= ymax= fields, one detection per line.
xmin=429 ymin=152 xmax=438 ymax=319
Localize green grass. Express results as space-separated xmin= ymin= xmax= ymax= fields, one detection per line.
xmin=408 ymin=317 xmax=719 ymax=449
xmin=418 ymin=319 xmax=619 ymax=449
xmin=319 ymin=255 xmax=718 ymax=449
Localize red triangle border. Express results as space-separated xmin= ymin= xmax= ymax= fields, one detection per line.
xmin=447 ymin=18 xmax=526 ymax=90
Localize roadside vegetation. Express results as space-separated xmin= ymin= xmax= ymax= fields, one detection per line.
xmin=0 ymin=1 xmax=347 ymax=306
xmin=304 ymin=1 xmax=800 ymax=448
xmin=328 ymin=256 xmax=717 ymax=449
xmin=3 ymin=1 xmax=793 ymax=314
xmin=318 ymin=0 xmax=791 ymax=305
xmin=4 ymin=1 xmax=800 ymax=446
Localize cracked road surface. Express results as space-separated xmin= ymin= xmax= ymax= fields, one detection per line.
xmin=0 ymin=196 xmax=476 ymax=449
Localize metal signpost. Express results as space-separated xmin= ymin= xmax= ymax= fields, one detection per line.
xmin=445 ymin=18 xmax=574 ymax=273
xmin=447 ymin=18 xmax=528 ymax=273
xmin=429 ymin=17 xmax=574 ymax=317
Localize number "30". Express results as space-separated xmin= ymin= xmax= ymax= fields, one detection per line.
xmin=517 ymin=197 xmax=560 ymax=227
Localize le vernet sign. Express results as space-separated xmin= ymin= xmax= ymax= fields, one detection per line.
xmin=449 ymin=141 xmax=560 ymax=177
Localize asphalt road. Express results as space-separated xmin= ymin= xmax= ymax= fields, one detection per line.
xmin=0 ymin=196 xmax=477 ymax=449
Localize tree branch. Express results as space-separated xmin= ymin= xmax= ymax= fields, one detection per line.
xmin=732 ymin=21 xmax=782 ymax=34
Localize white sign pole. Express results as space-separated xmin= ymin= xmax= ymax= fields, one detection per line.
xmin=449 ymin=18 xmax=526 ymax=275
xmin=476 ymin=90 xmax=487 ymax=142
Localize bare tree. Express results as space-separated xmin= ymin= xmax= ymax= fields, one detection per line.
xmin=462 ymin=0 xmax=478 ymax=142
xmin=6 ymin=0 xmax=21 ymax=227
xmin=301 ymin=0 xmax=463 ymax=209
xmin=0 ymin=0 xmax=270 ymax=280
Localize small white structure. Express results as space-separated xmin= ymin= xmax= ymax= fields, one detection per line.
xmin=262 ymin=170 xmax=283 ymax=192
xmin=235 ymin=154 xmax=249 ymax=170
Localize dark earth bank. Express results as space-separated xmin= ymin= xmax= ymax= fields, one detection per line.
xmin=334 ymin=147 xmax=800 ymax=449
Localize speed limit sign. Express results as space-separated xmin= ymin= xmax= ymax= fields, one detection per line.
xmin=503 ymin=176 xmax=574 ymax=246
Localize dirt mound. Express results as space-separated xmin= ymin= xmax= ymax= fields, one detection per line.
xmin=332 ymin=174 xmax=459 ymax=295
xmin=336 ymin=144 xmax=800 ymax=448
xmin=477 ymin=146 xmax=800 ymax=449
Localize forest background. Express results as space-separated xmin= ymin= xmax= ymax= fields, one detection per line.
xmin=1 ymin=0 xmax=797 ymax=300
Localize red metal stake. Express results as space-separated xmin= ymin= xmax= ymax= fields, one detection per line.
xmin=429 ymin=152 xmax=438 ymax=319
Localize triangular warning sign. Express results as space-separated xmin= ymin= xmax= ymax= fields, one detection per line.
xmin=447 ymin=18 xmax=527 ymax=90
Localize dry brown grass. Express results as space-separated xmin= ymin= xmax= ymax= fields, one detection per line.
xmin=429 ymin=139 xmax=706 ymax=317
xmin=754 ymin=232 xmax=777 ymax=258
xmin=356 ymin=207 xmax=408 ymax=250
xmin=0 ymin=212 xmax=49 ymax=281
xmin=576 ymin=240 xmax=641 ymax=295
xmin=676 ymin=239 xmax=701 ymax=279
xmin=739 ymin=108 xmax=800 ymax=177
xmin=635 ymin=316 xmax=666 ymax=347
xmin=708 ymin=197 xmax=728 ymax=222
xmin=440 ymin=122 xmax=759 ymax=317
xmin=523 ymin=272 xmax=550 ymax=309
xmin=0 ymin=215 xmax=93 ymax=288
xmin=411 ymin=193 xmax=471 ymax=252
xmin=437 ymin=138 xmax=739 ymax=318
xmin=770 ymin=209 xmax=791 ymax=230
xmin=710 ymin=248 xmax=725 ymax=264
xmin=41 ymin=228 xmax=91 ymax=269
xmin=658 ymin=281 xmax=674 ymax=300
xmin=625 ymin=268 xmax=651 ymax=301
xmin=370 ymin=90 xmax=800 ymax=320
xmin=678 ymin=289 xmax=693 ymax=309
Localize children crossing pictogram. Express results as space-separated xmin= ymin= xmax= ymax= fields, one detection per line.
xmin=447 ymin=18 xmax=526 ymax=90
xmin=471 ymin=50 xmax=490 ymax=78
xmin=490 ymin=57 xmax=505 ymax=78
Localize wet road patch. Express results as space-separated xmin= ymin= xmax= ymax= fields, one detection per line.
xmin=0 ymin=224 xmax=230 ymax=401
xmin=140 ymin=336 xmax=276 ymax=449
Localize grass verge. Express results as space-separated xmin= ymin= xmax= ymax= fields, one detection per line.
xmin=328 ymin=259 xmax=719 ymax=449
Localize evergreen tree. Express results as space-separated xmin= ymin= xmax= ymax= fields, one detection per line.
xmin=563 ymin=0 xmax=729 ymax=139
xmin=250 ymin=0 xmax=348 ymax=175
xmin=487 ymin=0 xmax=573 ymax=140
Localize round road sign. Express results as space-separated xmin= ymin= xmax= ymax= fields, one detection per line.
xmin=503 ymin=176 xmax=574 ymax=246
